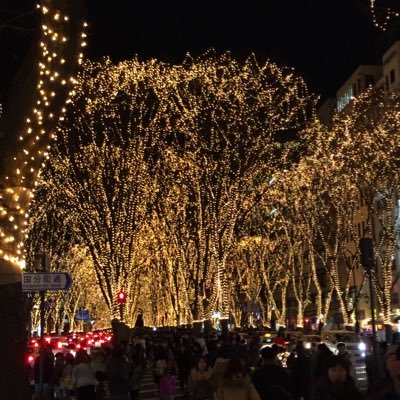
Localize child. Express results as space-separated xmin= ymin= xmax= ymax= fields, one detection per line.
xmin=159 ymin=369 xmax=177 ymax=400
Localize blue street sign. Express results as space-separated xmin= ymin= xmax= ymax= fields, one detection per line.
xmin=76 ymin=310 xmax=90 ymax=321
xmin=22 ymin=272 xmax=72 ymax=292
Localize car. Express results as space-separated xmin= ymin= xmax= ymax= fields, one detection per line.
xmin=300 ymin=334 xmax=322 ymax=349
xmin=256 ymin=330 xmax=277 ymax=345
xmin=322 ymin=330 xmax=367 ymax=355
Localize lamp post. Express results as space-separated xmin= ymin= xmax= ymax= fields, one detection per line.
xmin=359 ymin=237 xmax=380 ymax=376
xmin=359 ymin=238 xmax=377 ymax=337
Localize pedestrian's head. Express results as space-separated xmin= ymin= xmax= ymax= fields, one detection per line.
xmin=223 ymin=357 xmax=246 ymax=380
xmin=45 ymin=344 xmax=53 ymax=356
xmin=318 ymin=343 xmax=332 ymax=356
xmin=196 ymin=355 xmax=209 ymax=371
xmin=65 ymin=352 xmax=75 ymax=365
xmin=384 ymin=345 xmax=400 ymax=380
xmin=336 ymin=342 xmax=347 ymax=355
xmin=324 ymin=355 xmax=350 ymax=384
xmin=260 ymin=346 xmax=277 ymax=364
xmin=295 ymin=341 xmax=305 ymax=355
xmin=311 ymin=342 xmax=318 ymax=352
xmin=75 ymin=349 xmax=89 ymax=365
xmin=55 ymin=352 xmax=65 ymax=362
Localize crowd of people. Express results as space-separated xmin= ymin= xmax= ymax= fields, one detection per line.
xmin=30 ymin=327 xmax=400 ymax=400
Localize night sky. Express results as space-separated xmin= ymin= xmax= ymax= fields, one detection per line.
xmin=1 ymin=0 xmax=398 ymax=103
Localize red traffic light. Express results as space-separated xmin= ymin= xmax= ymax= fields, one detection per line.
xmin=117 ymin=291 xmax=126 ymax=304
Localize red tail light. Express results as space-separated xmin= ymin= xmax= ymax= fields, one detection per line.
xmin=57 ymin=341 xmax=62 ymax=349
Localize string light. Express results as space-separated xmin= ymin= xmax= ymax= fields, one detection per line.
xmin=14 ymin=4 xmax=400 ymax=328
xmin=0 ymin=0 xmax=86 ymax=269
xmin=370 ymin=0 xmax=400 ymax=31
xmin=28 ymin=53 xmax=314 ymax=324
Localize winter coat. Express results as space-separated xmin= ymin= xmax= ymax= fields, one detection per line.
xmin=34 ymin=353 xmax=54 ymax=383
xmin=159 ymin=373 xmax=177 ymax=397
xmin=72 ymin=362 xmax=96 ymax=389
xmin=189 ymin=368 xmax=214 ymax=400
xmin=252 ymin=363 xmax=293 ymax=400
xmin=216 ymin=374 xmax=261 ymax=400
xmin=312 ymin=377 xmax=364 ymax=400
xmin=366 ymin=379 xmax=400 ymax=400
xmin=106 ymin=355 xmax=130 ymax=396
xmin=291 ymin=354 xmax=312 ymax=399
xmin=128 ymin=363 xmax=143 ymax=392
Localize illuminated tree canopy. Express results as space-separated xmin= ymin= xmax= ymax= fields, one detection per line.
xmin=29 ymin=53 xmax=316 ymax=325
xmin=27 ymin=47 xmax=400 ymax=330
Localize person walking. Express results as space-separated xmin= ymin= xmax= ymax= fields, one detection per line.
xmin=60 ymin=352 xmax=75 ymax=399
xmin=129 ymin=343 xmax=146 ymax=400
xmin=106 ymin=344 xmax=131 ymax=400
xmin=312 ymin=355 xmax=363 ymax=400
xmin=336 ymin=342 xmax=357 ymax=381
xmin=159 ymin=368 xmax=177 ymax=400
xmin=53 ymin=352 xmax=65 ymax=399
xmin=367 ymin=344 xmax=400 ymax=399
xmin=291 ymin=342 xmax=312 ymax=400
xmin=252 ymin=346 xmax=293 ymax=400
xmin=33 ymin=345 xmax=54 ymax=400
xmin=188 ymin=355 xmax=214 ymax=400
xmin=72 ymin=349 xmax=96 ymax=400
xmin=175 ymin=341 xmax=192 ymax=396
xmin=216 ymin=357 xmax=261 ymax=400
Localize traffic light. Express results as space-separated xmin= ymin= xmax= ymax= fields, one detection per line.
xmin=117 ymin=291 xmax=126 ymax=304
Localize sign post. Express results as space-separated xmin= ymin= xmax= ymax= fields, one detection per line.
xmin=23 ymin=270 xmax=72 ymax=400
xmin=76 ymin=310 xmax=90 ymax=321
xmin=22 ymin=272 xmax=72 ymax=292
xmin=39 ymin=290 xmax=45 ymax=400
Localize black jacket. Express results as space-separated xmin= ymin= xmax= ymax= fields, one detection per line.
xmin=312 ymin=377 xmax=364 ymax=400
xmin=252 ymin=363 xmax=293 ymax=400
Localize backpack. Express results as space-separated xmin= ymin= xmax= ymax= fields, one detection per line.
xmin=159 ymin=374 xmax=176 ymax=396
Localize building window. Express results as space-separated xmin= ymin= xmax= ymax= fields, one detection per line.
xmin=365 ymin=75 xmax=375 ymax=87
xmin=337 ymin=85 xmax=354 ymax=112
xmin=390 ymin=69 xmax=396 ymax=84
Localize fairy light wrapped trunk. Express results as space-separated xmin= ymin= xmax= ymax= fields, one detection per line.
xmin=0 ymin=1 xmax=86 ymax=397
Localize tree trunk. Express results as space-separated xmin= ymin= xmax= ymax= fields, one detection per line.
xmin=220 ymin=318 xmax=229 ymax=333
xmin=0 ymin=264 xmax=30 ymax=399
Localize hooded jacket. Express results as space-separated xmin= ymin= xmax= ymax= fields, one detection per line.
xmin=216 ymin=374 xmax=260 ymax=400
